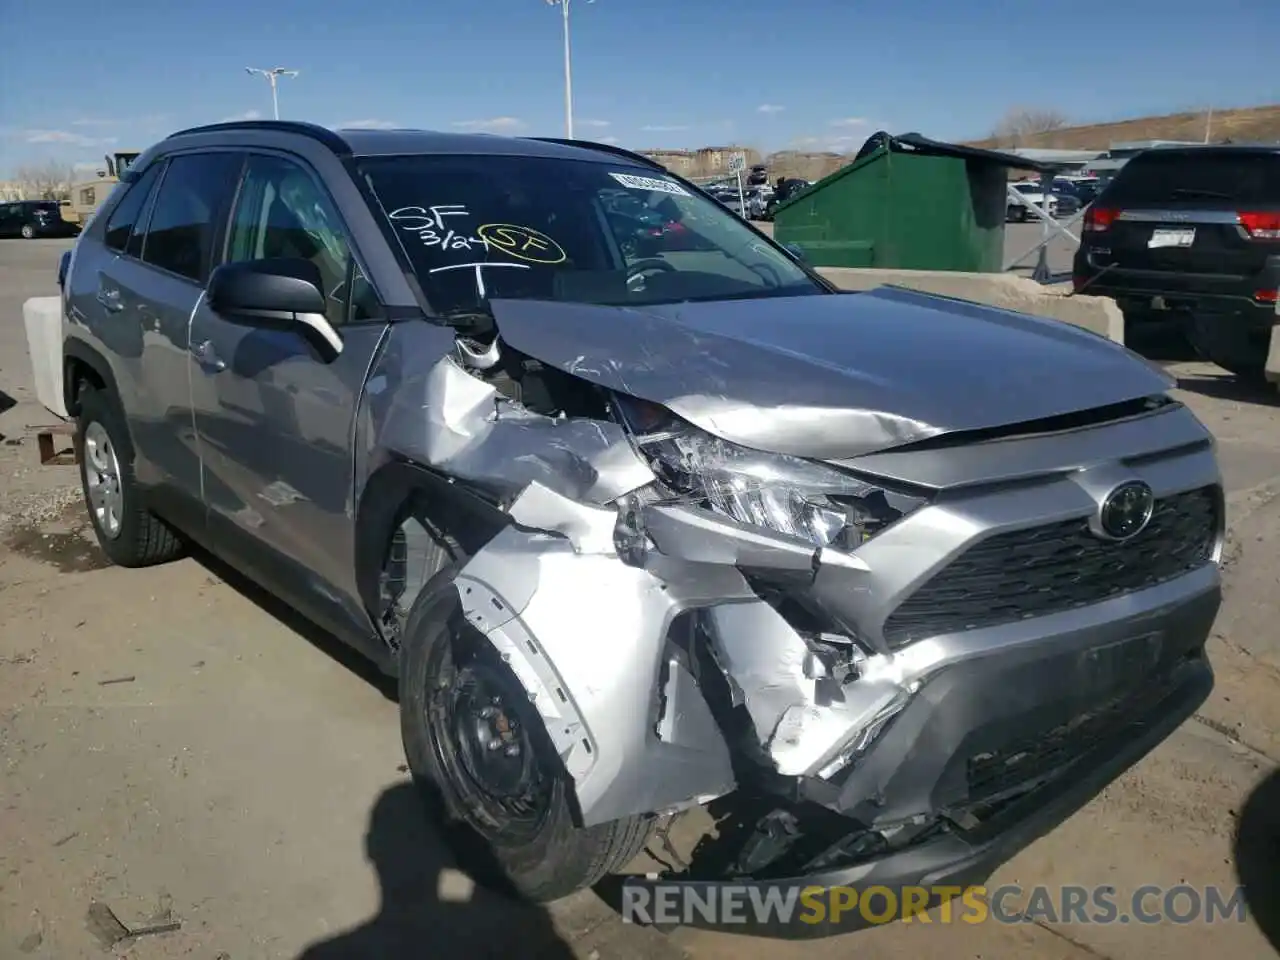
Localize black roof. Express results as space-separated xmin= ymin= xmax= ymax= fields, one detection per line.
xmin=853 ymin=130 xmax=1055 ymax=172
xmin=163 ymin=120 xmax=664 ymax=169
xmin=1124 ymin=142 xmax=1280 ymax=157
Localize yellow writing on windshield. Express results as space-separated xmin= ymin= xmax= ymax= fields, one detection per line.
xmin=477 ymin=223 xmax=567 ymax=264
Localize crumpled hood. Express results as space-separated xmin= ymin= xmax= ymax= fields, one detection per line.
xmin=488 ymin=286 xmax=1174 ymax=460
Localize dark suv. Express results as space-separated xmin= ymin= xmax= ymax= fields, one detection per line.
xmin=59 ymin=120 xmax=1222 ymax=932
xmin=0 ymin=199 xmax=78 ymax=239
xmin=1072 ymin=145 xmax=1280 ymax=378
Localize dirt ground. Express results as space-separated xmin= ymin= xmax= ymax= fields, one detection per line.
xmin=1 ymin=239 xmax=1278 ymax=959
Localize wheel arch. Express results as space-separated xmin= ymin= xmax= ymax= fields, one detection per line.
xmin=63 ymin=337 xmax=119 ymax=418
xmin=353 ymin=458 xmax=512 ymax=636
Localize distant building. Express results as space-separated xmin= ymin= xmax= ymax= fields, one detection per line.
xmin=1083 ymin=139 xmax=1208 ymax=177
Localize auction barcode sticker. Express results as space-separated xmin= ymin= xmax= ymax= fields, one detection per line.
xmin=609 ymin=172 xmax=690 ymax=196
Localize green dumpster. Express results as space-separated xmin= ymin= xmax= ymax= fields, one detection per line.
xmin=773 ymin=131 xmax=1049 ymax=272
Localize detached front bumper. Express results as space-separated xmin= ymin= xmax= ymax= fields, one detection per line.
xmin=651 ymin=571 xmax=1218 ymax=938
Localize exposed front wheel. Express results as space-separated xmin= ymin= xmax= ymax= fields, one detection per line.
xmin=399 ymin=569 xmax=653 ymax=902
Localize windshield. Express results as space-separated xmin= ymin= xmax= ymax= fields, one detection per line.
xmin=358 ymin=154 xmax=822 ymax=314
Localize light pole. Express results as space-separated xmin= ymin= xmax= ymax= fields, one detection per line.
xmin=245 ymin=66 xmax=300 ymax=120
xmin=545 ymin=0 xmax=593 ymax=139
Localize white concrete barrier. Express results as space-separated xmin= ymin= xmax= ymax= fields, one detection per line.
xmin=23 ymin=296 xmax=68 ymax=419
xmin=1267 ymin=298 xmax=1280 ymax=386
xmin=815 ymin=268 xmax=1125 ymax=344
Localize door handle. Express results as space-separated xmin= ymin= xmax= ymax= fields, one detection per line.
xmin=191 ymin=339 xmax=226 ymax=372
xmin=96 ymin=287 xmax=123 ymax=313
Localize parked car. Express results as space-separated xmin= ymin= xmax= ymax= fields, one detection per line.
xmin=1051 ymin=190 xmax=1082 ymax=217
xmin=1073 ymin=143 xmax=1280 ymax=380
xmin=1006 ymin=181 xmax=1060 ymax=222
xmin=600 ymin=188 xmax=698 ymax=252
xmin=0 ymin=199 xmax=79 ymax=239
xmin=747 ymin=164 xmax=769 ymax=186
xmin=58 ymin=120 xmax=1223 ymax=929
xmin=1057 ymin=176 xmax=1103 ymax=208
xmin=743 ymin=187 xmax=769 ymax=219
xmin=762 ymin=178 xmax=812 ymax=220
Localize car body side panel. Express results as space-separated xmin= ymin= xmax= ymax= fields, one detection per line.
xmin=189 ymin=304 xmax=390 ymax=611
xmin=64 ymin=238 xmax=203 ymax=494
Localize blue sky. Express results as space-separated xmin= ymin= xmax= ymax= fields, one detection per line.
xmin=1 ymin=0 xmax=1276 ymax=176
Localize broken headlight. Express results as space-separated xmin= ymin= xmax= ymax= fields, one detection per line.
xmin=615 ymin=398 xmax=920 ymax=549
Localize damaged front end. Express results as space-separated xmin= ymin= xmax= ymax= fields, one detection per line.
xmin=367 ymin=297 xmax=1221 ymax=914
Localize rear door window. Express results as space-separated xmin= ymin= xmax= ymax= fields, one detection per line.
xmin=103 ymin=163 xmax=163 ymax=253
xmin=1104 ymin=152 xmax=1280 ymax=207
xmin=138 ymin=152 xmax=245 ymax=283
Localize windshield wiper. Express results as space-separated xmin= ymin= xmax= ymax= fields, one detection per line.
xmin=1169 ymin=187 xmax=1234 ymax=200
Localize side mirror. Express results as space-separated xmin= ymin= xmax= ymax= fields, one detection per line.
xmin=206 ymin=258 xmax=343 ymax=360
xmin=782 ymin=242 xmax=809 ymax=264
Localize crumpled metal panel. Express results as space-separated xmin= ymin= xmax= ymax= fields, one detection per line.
xmin=702 ymin=602 xmax=910 ymax=778
xmin=351 ymin=323 xmax=918 ymax=820
xmin=488 ymin=289 xmax=1174 ymax=460
xmin=358 ymin=323 xmax=654 ymax=506
xmin=454 ymin=524 xmax=754 ymax=826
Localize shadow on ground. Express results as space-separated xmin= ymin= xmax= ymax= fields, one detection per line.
xmin=1234 ymin=767 xmax=1280 ymax=952
xmin=0 ymin=388 xmax=16 ymax=417
xmin=188 ymin=545 xmax=400 ymax=702
xmin=295 ymin=782 xmax=577 ymax=959
xmin=1175 ymin=373 xmax=1280 ymax=407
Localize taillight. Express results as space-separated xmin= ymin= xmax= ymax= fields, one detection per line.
xmin=1239 ymin=212 xmax=1280 ymax=240
xmin=1084 ymin=206 xmax=1118 ymax=233
xmin=1255 ymin=289 xmax=1278 ymax=303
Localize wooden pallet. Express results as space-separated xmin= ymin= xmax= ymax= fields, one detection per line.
xmin=33 ymin=422 xmax=78 ymax=466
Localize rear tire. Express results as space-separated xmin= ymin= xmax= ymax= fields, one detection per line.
xmin=1184 ymin=315 xmax=1270 ymax=383
xmin=20 ymin=224 xmax=34 ymax=239
xmin=76 ymin=385 xmax=185 ymax=567
xmin=399 ymin=562 xmax=653 ymax=903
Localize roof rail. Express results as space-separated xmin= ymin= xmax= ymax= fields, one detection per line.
xmin=164 ymin=120 xmax=351 ymax=155
xmin=525 ymin=137 xmax=667 ymax=171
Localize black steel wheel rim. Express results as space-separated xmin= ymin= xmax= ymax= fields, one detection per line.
xmin=425 ymin=616 xmax=554 ymax=834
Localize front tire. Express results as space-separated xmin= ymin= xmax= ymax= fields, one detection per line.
xmin=76 ymin=385 xmax=184 ymax=567
xmin=399 ymin=566 xmax=653 ymax=902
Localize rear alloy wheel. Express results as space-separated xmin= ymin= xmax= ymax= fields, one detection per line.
xmin=76 ymin=385 xmax=185 ymax=567
xmin=20 ymin=224 xmax=34 ymax=239
xmin=399 ymin=568 xmax=653 ymax=902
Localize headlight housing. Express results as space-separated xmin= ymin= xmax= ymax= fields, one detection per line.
xmin=614 ymin=397 xmax=925 ymax=549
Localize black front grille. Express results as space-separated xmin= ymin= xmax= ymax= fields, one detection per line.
xmin=882 ymin=486 xmax=1219 ymax=649
xmin=965 ymin=657 xmax=1186 ymax=803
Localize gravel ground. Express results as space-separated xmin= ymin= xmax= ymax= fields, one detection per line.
xmin=0 ymin=238 xmax=1277 ymax=959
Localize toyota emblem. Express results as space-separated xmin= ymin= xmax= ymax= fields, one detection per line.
xmin=1097 ymin=481 xmax=1156 ymax=541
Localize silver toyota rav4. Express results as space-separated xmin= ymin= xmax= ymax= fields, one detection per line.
xmin=60 ymin=120 xmax=1223 ymax=934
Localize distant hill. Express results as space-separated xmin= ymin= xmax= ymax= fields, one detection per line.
xmin=967 ymin=104 xmax=1280 ymax=151
xmin=642 ymin=104 xmax=1280 ymax=185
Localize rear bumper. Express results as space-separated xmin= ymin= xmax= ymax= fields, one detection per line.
xmin=1073 ymin=250 xmax=1280 ymax=322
